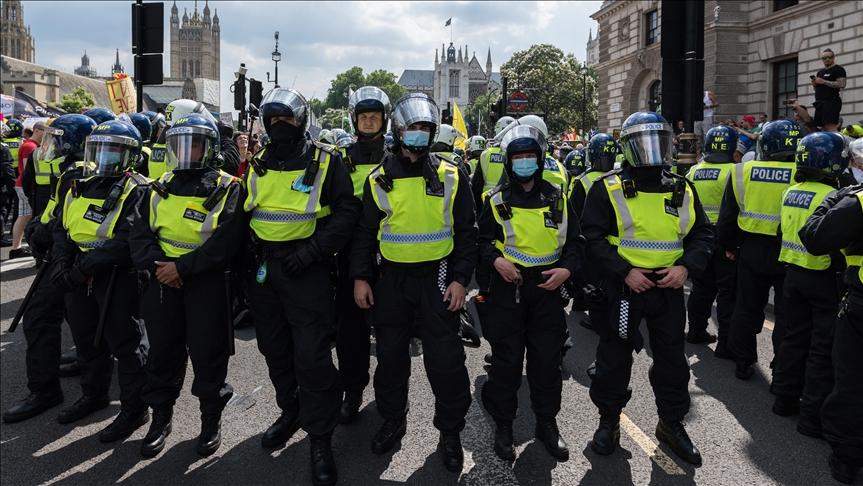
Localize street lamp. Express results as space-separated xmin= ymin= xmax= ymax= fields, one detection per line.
xmin=267 ymin=31 xmax=281 ymax=87
xmin=580 ymin=66 xmax=589 ymax=138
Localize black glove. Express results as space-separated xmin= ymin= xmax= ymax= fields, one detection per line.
xmin=282 ymin=240 xmax=322 ymax=276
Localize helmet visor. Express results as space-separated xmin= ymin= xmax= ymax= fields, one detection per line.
xmin=392 ymin=95 xmax=439 ymax=129
xmin=349 ymin=87 xmax=390 ymax=113
xmin=261 ymin=88 xmax=308 ymax=123
xmin=35 ymin=127 xmax=65 ymax=162
xmin=500 ymin=125 xmax=547 ymax=155
xmin=620 ymin=122 xmax=673 ymax=167
xmin=166 ymin=126 xmax=215 ymax=170
xmin=83 ymin=134 xmax=138 ymax=177
xmin=850 ymin=138 xmax=863 ymax=164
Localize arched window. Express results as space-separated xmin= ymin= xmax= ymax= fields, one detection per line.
xmin=648 ymin=80 xmax=662 ymax=112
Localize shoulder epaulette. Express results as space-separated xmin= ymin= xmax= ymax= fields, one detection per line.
xmin=312 ymin=140 xmax=337 ymax=155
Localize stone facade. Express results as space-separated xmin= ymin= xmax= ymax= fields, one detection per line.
xmin=591 ymin=0 xmax=863 ymax=132
xmin=1 ymin=0 xmax=35 ymax=63
xmin=586 ymin=28 xmax=599 ymax=67
xmin=169 ymin=0 xmax=220 ymax=84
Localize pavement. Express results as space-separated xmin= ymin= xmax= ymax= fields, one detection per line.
xmin=0 ymin=248 xmax=854 ymax=486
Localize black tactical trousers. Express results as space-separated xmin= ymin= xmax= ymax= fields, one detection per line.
xmin=141 ymin=269 xmax=233 ymax=417
xmin=480 ymin=270 xmax=566 ymax=422
xmin=590 ymin=285 xmax=691 ymax=422
xmin=687 ymin=244 xmax=737 ymax=340
xmin=65 ymin=269 xmax=147 ymax=412
xmin=771 ymin=266 xmax=839 ymax=422
xmin=372 ymin=264 xmax=471 ymax=433
xmin=22 ymin=259 xmax=65 ymax=395
xmin=728 ymin=236 xmax=787 ymax=365
xmin=249 ymin=260 xmax=340 ymax=436
xmin=335 ymin=249 xmax=371 ymax=394
xmin=821 ymin=292 xmax=863 ymax=466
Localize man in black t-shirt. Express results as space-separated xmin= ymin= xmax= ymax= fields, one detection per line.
xmin=811 ymin=48 xmax=847 ymax=132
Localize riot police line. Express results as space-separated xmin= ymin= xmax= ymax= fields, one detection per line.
xmin=1 ymin=87 xmax=862 ymax=486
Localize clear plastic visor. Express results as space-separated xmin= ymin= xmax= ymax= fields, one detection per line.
xmin=83 ymin=135 xmax=138 ymax=176
xmin=620 ymin=123 xmax=673 ymax=167
xmin=262 ymin=88 xmax=308 ymax=121
xmin=850 ymin=138 xmax=863 ymax=164
xmin=35 ymin=128 xmax=65 ymax=162
xmin=166 ymin=127 xmax=214 ymax=170
xmin=500 ymin=125 xmax=547 ymax=154
xmin=392 ymin=97 xmax=438 ymax=129
xmin=349 ymin=87 xmax=390 ymax=111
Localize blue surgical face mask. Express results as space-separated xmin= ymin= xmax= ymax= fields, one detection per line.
xmin=403 ymin=129 xmax=430 ymax=148
xmin=512 ymin=157 xmax=538 ymax=178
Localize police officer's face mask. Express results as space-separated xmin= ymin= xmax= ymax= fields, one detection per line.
xmin=511 ymin=156 xmax=539 ymax=180
xmin=269 ymin=119 xmax=303 ymax=144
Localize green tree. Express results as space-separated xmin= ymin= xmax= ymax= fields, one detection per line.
xmin=323 ymin=67 xmax=407 ymax=112
xmin=309 ymin=98 xmax=326 ymax=118
xmin=467 ymin=91 xmax=500 ymax=137
xmin=500 ymin=44 xmax=597 ymax=136
xmin=52 ymin=86 xmax=96 ymax=114
xmin=320 ymin=107 xmax=349 ymax=130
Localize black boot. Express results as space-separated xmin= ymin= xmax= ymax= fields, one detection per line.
xmin=828 ymin=453 xmax=860 ymax=484
xmin=493 ymin=421 xmax=515 ymax=461
xmin=536 ymin=417 xmax=569 ymax=461
xmin=656 ymin=420 xmax=702 ymax=466
xmin=371 ymin=417 xmax=407 ymax=454
xmin=57 ymin=394 xmax=109 ymax=424
xmin=262 ymin=408 xmax=300 ymax=448
xmin=591 ymin=414 xmax=620 ymax=456
xmin=3 ymin=392 xmax=63 ymax=424
xmin=796 ymin=415 xmax=822 ymax=439
xmin=713 ymin=340 xmax=733 ymax=360
xmin=734 ymin=361 xmax=754 ymax=380
xmin=310 ymin=433 xmax=337 ymax=486
xmin=197 ymin=414 xmax=222 ymax=457
xmin=339 ymin=391 xmax=362 ymax=425
xmin=686 ymin=329 xmax=717 ymax=344
xmin=99 ymin=409 xmax=149 ymax=443
xmin=58 ymin=360 xmax=81 ymax=378
xmin=771 ymin=396 xmax=800 ymax=417
xmin=141 ymin=408 xmax=172 ymax=458
xmin=437 ymin=431 xmax=464 ymax=472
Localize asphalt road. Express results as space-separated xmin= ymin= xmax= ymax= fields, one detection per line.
xmin=0 ymin=250 xmax=852 ymax=485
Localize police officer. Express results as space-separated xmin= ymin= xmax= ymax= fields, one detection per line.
xmin=141 ymin=111 xmax=167 ymax=179
xmin=717 ymin=119 xmax=801 ymax=379
xmin=800 ymin=183 xmax=863 ymax=484
xmin=478 ymin=124 xmax=580 ymax=462
xmin=51 ymin=120 xmax=150 ymax=440
xmin=563 ymin=147 xmax=587 ymax=180
xmin=771 ymin=132 xmax=847 ymax=426
xmin=472 ymin=116 xmax=515 ymax=207
xmin=83 ymin=107 xmax=116 ymax=125
xmin=244 ymin=87 xmax=358 ymax=485
xmin=2 ymin=118 xmax=23 ymax=174
xmin=123 ymin=112 xmax=153 ymax=175
xmin=464 ymin=135 xmax=486 ymax=175
xmin=570 ymin=134 xmax=617 ymax=217
xmin=685 ymin=126 xmax=739 ymax=349
xmin=130 ymin=113 xmax=245 ymax=458
xmin=352 ymin=93 xmax=475 ymax=472
xmin=3 ymin=114 xmax=98 ymax=424
xmin=335 ymin=86 xmax=390 ymax=425
xmin=583 ymin=112 xmax=712 ymax=466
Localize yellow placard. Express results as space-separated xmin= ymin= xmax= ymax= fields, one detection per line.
xmin=106 ymin=73 xmax=137 ymax=114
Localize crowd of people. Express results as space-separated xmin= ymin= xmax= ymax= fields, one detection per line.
xmin=0 ymin=70 xmax=861 ymax=485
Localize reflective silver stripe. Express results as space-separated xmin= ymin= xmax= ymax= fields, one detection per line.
xmin=149 ymin=172 xmax=172 ymax=232
xmin=740 ymin=210 xmax=780 ymax=222
xmin=201 ymin=174 xmax=233 ymax=241
xmin=251 ymin=209 xmax=316 ymax=222
xmin=370 ymin=166 xmax=394 ymax=237
xmin=159 ymin=236 xmax=200 ymax=250
xmin=95 ymin=179 xmax=133 ymax=240
xmin=245 ymin=171 xmax=259 ymax=212
xmin=606 ymin=177 xmax=636 ymax=239
xmin=442 ymin=165 xmax=455 ymax=229
xmin=305 ymin=149 xmax=328 ymax=214
xmin=581 ymin=176 xmax=594 ymax=193
xmin=490 ymin=192 xmax=517 ymax=246
xmin=557 ymin=196 xmax=568 ymax=255
xmin=734 ymin=163 xmax=745 ymax=209
xmin=678 ymin=189 xmax=692 ymax=238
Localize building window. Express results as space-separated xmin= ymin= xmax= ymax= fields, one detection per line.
xmin=645 ymin=10 xmax=658 ymax=46
xmin=648 ymin=80 xmax=662 ymax=112
xmin=772 ymin=58 xmax=798 ymax=120
xmin=773 ymin=0 xmax=798 ymax=12
xmin=10 ymin=6 xmax=16 ymax=21
xmin=449 ymin=69 xmax=460 ymax=98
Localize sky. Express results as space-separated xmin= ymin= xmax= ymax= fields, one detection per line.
xmin=21 ymin=0 xmax=600 ymax=113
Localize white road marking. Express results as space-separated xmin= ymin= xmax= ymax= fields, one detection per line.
xmin=619 ymin=414 xmax=687 ymax=476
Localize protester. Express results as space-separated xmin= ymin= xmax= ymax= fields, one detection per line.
xmin=8 ymin=126 xmax=38 ymax=259
xmin=812 ymin=48 xmax=846 ymax=132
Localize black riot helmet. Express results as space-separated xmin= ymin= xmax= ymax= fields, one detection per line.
xmin=349 ymin=86 xmax=390 ymax=138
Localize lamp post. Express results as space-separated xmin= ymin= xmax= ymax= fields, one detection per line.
xmin=581 ymin=66 xmax=589 ymax=139
xmin=267 ymin=31 xmax=281 ymax=87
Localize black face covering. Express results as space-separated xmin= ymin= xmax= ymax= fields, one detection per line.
xmin=268 ymin=121 xmax=303 ymax=144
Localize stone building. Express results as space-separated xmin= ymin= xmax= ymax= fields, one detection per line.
xmin=1 ymin=0 xmax=35 ymax=62
xmin=399 ymin=42 xmax=501 ymax=111
xmin=74 ymin=51 xmax=98 ymax=78
xmin=590 ymin=0 xmax=862 ymax=132
xmin=170 ymin=0 xmax=220 ymax=84
xmin=586 ymin=29 xmax=599 ymax=67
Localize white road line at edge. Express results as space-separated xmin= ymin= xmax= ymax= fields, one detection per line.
xmin=619 ymin=413 xmax=687 ymax=476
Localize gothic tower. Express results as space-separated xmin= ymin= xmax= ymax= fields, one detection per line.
xmin=169 ymin=0 xmax=220 ymax=83
xmin=1 ymin=0 xmax=35 ymax=62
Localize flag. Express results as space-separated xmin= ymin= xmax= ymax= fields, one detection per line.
xmin=451 ymin=102 xmax=467 ymax=150
xmin=444 ymin=18 xmax=452 ymax=27
xmin=14 ymin=88 xmax=65 ymax=118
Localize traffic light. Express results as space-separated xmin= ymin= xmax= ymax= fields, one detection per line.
xmin=233 ymin=78 xmax=246 ymax=111
xmin=131 ymin=2 xmax=164 ymax=86
xmin=249 ymin=79 xmax=263 ymax=109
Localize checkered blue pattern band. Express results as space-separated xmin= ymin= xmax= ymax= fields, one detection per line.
xmin=740 ymin=210 xmax=780 ymax=222
xmin=77 ymin=239 xmax=107 ymax=249
xmin=252 ymin=209 xmax=315 ymax=223
xmin=781 ymin=240 xmax=808 ymax=253
xmin=503 ymin=246 xmax=560 ymax=265
xmin=159 ymin=236 xmax=200 ymax=250
xmin=380 ymin=229 xmax=452 ymax=244
xmin=618 ymin=238 xmax=682 ymax=251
